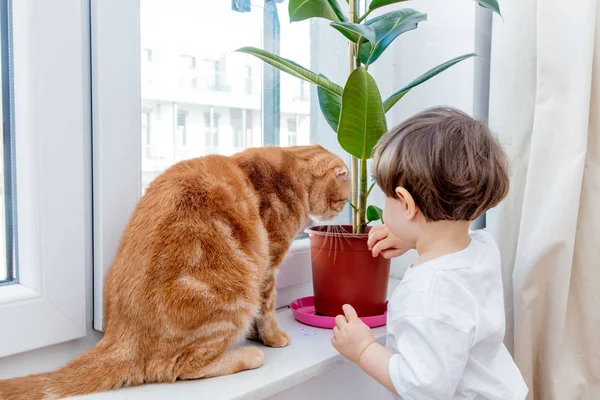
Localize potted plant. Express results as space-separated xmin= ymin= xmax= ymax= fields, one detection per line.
xmin=239 ymin=0 xmax=500 ymax=317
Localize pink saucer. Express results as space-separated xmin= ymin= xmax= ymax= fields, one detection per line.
xmin=290 ymin=296 xmax=387 ymax=329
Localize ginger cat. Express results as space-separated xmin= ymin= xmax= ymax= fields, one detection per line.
xmin=0 ymin=145 xmax=350 ymax=399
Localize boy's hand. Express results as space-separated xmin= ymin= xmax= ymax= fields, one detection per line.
xmin=331 ymin=304 xmax=375 ymax=364
xmin=367 ymin=225 xmax=411 ymax=259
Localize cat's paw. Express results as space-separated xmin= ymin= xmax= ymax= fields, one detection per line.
xmin=261 ymin=329 xmax=291 ymax=348
xmin=241 ymin=346 xmax=265 ymax=370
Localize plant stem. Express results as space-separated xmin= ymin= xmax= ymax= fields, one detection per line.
xmin=354 ymin=1 xmax=367 ymax=234
xmin=357 ymin=157 xmax=368 ymax=233
xmin=347 ymin=200 xmax=359 ymax=213
xmin=356 ymin=37 xmax=363 ymax=69
xmin=357 ymin=8 xmax=373 ymax=23
xmin=351 ymin=157 xmax=359 ymax=232
xmin=349 ymin=0 xmax=359 ymax=233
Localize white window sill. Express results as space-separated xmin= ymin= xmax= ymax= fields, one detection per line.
xmin=73 ymin=279 xmax=401 ymax=400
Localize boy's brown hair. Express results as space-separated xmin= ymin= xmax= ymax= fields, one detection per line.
xmin=372 ymin=106 xmax=509 ymax=222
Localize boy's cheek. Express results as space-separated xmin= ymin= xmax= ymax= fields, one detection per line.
xmin=383 ymin=197 xmax=403 ymax=219
xmin=382 ymin=206 xmax=399 ymax=232
xmin=382 ymin=201 xmax=394 ymax=224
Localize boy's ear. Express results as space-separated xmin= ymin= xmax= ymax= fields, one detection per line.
xmin=395 ymin=186 xmax=418 ymax=220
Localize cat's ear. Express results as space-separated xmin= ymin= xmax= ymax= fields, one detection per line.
xmin=334 ymin=167 xmax=348 ymax=181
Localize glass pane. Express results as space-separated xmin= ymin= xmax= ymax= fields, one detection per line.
xmin=0 ymin=84 xmax=5 ymax=283
xmin=0 ymin=0 xmax=14 ymax=284
xmin=140 ymin=0 xmax=311 ymax=191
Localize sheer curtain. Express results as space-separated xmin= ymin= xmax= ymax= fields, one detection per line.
xmin=487 ymin=0 xmax=600 ymax=398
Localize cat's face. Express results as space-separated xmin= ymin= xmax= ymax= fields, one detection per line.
xmin=307 ymin=151 xmax=351 ymax=222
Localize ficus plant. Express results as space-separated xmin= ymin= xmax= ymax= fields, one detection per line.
xmin=239 ymin=0 xmax=501 ymax=234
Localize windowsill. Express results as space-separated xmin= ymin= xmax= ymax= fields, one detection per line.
xmin=0 ymin=283 xmax=38 ymax=304
xmin=74 ymin=278 xmax=401 ymax=400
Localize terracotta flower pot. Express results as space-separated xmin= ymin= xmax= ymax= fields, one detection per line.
xmin=304 ymin=225 xmax=390 ymax=317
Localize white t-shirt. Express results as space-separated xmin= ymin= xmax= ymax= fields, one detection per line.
xmin=386 ymin=230 xmax=528 ymax=400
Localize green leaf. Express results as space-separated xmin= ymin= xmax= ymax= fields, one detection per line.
xmin=236 ymin=47 xmax=343 ymax=96
xmin=360 ymin=9 xmax=427 ymax=65
xmin=327 ymin=0 xmax=348 ymax=22
xmin=330 ymin=22 xmax=376 ymax=44
xmin=317 ymin=83 xmax=342 ymax=132
xmin=367 ymin=205 xmax=384 ymax=223
xmin=383 ymin=53 xmax=476 ymax=112
xmin=368 ymin=0 xmax=409 ymax=12
xmin=289 ymin=0 xmax=341 ymax=22
xmin=476 ymin=0 xmax=501 ymax=16
xmin=337 ymin=66 xmax=388 ymax=160
xmin=368 ymin=0 xmax=500 ymax=17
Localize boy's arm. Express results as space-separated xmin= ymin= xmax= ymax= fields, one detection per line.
xmin=357 ymin=342 xmax=398 ymax=396
xmin=333 ymin=304 xmax=471 ymax=399
xmin=331 ymin=305 xmax=399 ymax=396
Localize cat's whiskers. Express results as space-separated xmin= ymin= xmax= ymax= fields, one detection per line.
xmin=311 ymin=224 xmax=330 ymax=263
xmin=331 ymin=224 xmax=339 ymax=265
xmin=335 ymin=224 xmax=352 ymax=246
xmin=326 ymin=224 xmax=334 ymax=260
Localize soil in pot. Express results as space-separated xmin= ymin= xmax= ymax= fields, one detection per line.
xmin=305 ymin=225 xmax=390 ymax=317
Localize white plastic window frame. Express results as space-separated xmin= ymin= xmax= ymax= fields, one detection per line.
xmin=91 ymin=0 xmax=314 ymax=332
xmin=0 ymin=0 xmax=89 ymax=357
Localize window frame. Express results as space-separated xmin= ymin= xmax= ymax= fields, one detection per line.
xmin=91 ymin=0 xmax=142 ymax=332
xmin=0 ymin=0 xmax=89 ymax=357
xmin=0 ymin=0 xmax=15 ymax=285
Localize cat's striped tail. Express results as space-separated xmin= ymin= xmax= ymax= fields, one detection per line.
xmin=0 ymin=338 xmax=143 ymax=400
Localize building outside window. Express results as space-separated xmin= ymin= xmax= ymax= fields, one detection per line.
xmin=287 ymin=117 xmax=297 ymax=146
xmin=245 ymin=66 xmax=252 ymax=95
xmin=179 ymin=55 xmax=197 ymax=89
xmin=231 ymin=108 xmax=245 ymax=149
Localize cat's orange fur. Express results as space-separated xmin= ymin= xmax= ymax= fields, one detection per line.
xmin=0 ymin=145 xmax=350 ymax=399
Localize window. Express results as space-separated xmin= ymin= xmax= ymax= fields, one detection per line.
xmin=0 ymin=0 xmax=88 ymax=357
xmin=92 ymin=0 xmax=348 ymax=330
xmin=214 ymin=60 xmax=224 ymax=91
xmin=298 ymin=80 xmax=308 ymax=101
xmin=176 ymin=110 xmax=187 ymax=147
xmin=142 ymin=110 xmax=155 ymax=161
xmin=142 ymin=48 xmax=152 ymax=62
xmin=245 ymin=108 xmax=254 ymax=147
xmin=142 ymin=110 xmax=150 ymax=144
xmin=179 ymin=55 xmax=197 ymax=89
xmin=204 ymin=110 xmax=220 ymax=151
xmin=0 ymin=0 xmax=488 ymax=361
xmin=141 ymin=48 xmax=153 ymax=83
xmin=180 ymin=54 xmax=196 ymax=69
xmin=138 ymin=0 xmax=313 ymax=177
xmin=0 ymin=5 xmax=10 ymax=285
xmin=287 ymin=118 xmax=297 ymax=146
xmin=204 ymin=59 xmax=227 ymax=92
xmin=231 ymin=108 xmax=245 ymax=148
xmin=245 ymin=66 xmax=253 ymax=95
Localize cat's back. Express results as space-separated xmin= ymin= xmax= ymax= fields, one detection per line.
xmin=145 ymin=154 xmax=254 ymax=213
xmin=106 ymin=154 xmax=266 ymax=311
xmin=101 ymin=153 xmax=269 ymax=344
